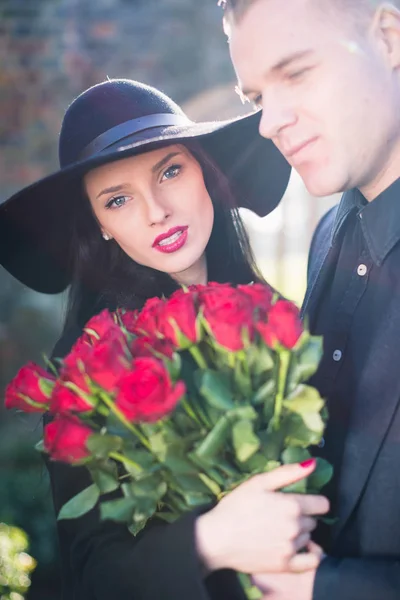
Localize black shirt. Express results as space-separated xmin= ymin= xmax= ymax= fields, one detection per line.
xmin=310 ymin=178 xmax=400 ymax=550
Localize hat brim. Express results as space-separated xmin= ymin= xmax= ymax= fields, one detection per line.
xmin=0 ymin=110 xmax=290 ymax=294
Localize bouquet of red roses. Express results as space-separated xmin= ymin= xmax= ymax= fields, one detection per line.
xmin=5 ymin=282 xmax=331 ymax=599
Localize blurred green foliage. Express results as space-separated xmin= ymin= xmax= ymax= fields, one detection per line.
xmin=0 ymin=523 xmax=36 ymax=600
xmin=0 ymin=268 xmax=64 ymax=598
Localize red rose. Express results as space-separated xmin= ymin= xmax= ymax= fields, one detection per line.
xmin=257 ymin=300 xmax=303 ymax=349
xmin=238 ymin=283 xmax=274 ymax=315
xmin=44 ymin=415 xmax=93 ymax=464
xmin=118 ymin=309 xmax=139 ymax=334
xmin=70 ymin=333 xmax=92 ymax=355
xmin=170 ymin=284 xmax=206 ymax=300
xmin=160 ymin=293 xmax=199 ymax=345
xmin=199 ymin=286 xmax=253 ymax=351
xmin=86 ymin=330 xmax=131 ymax=392
xmin=5 ymin=363 xmax=55 ymax=413
xmin=50 ymin=382 xmax=94 ymax=415
xmin=84 ymin=309 xmax=121 ymax=343
xmin=116 ymin=357 xmax=185 ymax=422
xmin=133 ymin=297 xmax=164 ymax=337
xmin=59 ymin=345 xmax=92 ymax=396
xmin=131 ymin=336 xmax=174 ymax=359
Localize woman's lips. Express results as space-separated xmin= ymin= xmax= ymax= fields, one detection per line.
xmin=153 ymin=226 xmax=189 ymax=254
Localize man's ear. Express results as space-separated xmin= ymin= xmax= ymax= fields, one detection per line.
xmin=373 ymin=3 xmax=400 ymax=68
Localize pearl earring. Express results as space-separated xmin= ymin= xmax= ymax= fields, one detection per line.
xmin=102 ymin=232 xmax=111 ymax=241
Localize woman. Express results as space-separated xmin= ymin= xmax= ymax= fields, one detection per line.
xmin=0 ymin=79 xmax=328 ymax=600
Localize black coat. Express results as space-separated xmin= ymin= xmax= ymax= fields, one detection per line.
xmin=46 ymin=324 xmax=246 ymax=600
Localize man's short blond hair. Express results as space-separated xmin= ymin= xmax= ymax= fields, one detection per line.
xmin=218 ymin=0 xmax=395 ymax=25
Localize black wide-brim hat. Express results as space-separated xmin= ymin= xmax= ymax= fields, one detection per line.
xmin=0 ymin=79 xmax=291 ymax=294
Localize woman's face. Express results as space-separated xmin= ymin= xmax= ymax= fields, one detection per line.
xmin=84 ymin=144 xmax=214 ymax=286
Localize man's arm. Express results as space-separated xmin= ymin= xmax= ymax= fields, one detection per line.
xmin=313 ymin=555 xmax=400 ymax=600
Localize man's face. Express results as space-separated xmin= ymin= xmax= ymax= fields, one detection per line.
xmin=229 ymin=0 xmax=400 ymax=198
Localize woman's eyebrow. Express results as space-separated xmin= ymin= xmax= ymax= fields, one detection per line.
xmin=151 ymin=151 xmax=182 ymax=173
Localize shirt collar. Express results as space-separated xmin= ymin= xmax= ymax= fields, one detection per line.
xmin=331 ymin=177 xmax=400 ymax=266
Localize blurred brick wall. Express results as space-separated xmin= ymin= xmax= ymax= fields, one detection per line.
xmin=0 ymin=0 xmax=237 ymax=202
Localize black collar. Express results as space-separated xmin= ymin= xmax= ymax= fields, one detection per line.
xmin=331 ymin=178 xmax=400 ymax=265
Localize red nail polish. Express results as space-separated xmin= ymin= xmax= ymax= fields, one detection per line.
xmin=300 ymin=458 xmax=316 ymax=469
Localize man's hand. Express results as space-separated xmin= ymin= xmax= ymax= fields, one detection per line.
xmin=252 ymin=543 xmax=324 ymax=599
xmin=253 ymin=569 xmax=317 ymax=600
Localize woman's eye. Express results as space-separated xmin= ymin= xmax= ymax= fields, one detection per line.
xmin=106 ymin=195 xmax=129 ymax=209
xmin=162 ymin=164 xmax=181 ymax=181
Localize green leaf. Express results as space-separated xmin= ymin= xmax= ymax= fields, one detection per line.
xmin=283 ymin=385 xmax=324 ymax=416
xmin=164 ymin=453 xmax=198 ymax=476
xmin=238 ymin=573 xmax=263 ymax=600
xmin=280 ymin=447 xmax=311 ymax=493
xmin=173 ymin=473 xmax=210 ymax=494
xmin=193 ymin=415 xmax=232 ymax=462
xmin=180 ymin=491 xmax=213 ymax=507
xmin=293 ymin=335 xmax=323 ymax=383
xmin=148 ymin=431 xmax=167 ymax=459
xmin=281 ymin=478 xmax=307 ymax=494
xmin=89 ymin=462 xmax=119 ymax=494
xmin=155 ymin=511 xmax=179 ymax=524
xmin=198 ymin=473 xmax=221 ymax=496
xmin=284 ymin=413 xmax=324 ymax=447
xmin=87 ymin=434 xmax=123 ymax=459
xmin=253 ymin=380 xmax=275 ymax=405
xmin=233 ymin=362 xmax=252 ymax=398
xmin=246 ymin=343 xmax=274 ymax=376
xmin=240 ymin=452 xmax=271 ymax=473
xmin=281 ymin=447 xmax=311 ymax=465
xmin=164 ymin=352 xmax=182 ymax=381
xmin=100 ymin=497 xmax=136 ymax=523
xmin=307 ymin=458 xmax=333 ymax=493
xmin=260 ymin=428 xmax=285 ymax=461
xmin=232 ymin=420 xmax=261 ymax=463
xmin=196 ymin=370 xmax=235 ymax=411
xmin=39 ymin=377 xmax=55 ymax=398
xmin=35 ymin=439 xmax=45 ymax=453
xmin=131 ymin=477 xmax=168 ymax=501
xmin=128 ymin=519 xmax=148 ymax=536
xmin=58 ymin=484 xmax=99 ymax=521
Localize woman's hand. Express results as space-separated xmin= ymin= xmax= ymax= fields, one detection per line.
xmin=195 ymin=461 xmax=329 ymax=575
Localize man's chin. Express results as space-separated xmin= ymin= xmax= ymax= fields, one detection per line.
xmin=296 ymin=168 xmax=346 ymax=198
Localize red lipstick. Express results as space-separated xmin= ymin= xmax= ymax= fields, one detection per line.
xmin=152 ymin=226 xmax=188 ymax=254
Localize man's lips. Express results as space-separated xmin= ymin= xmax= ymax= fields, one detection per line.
xmin=282 ymin=137 xmax=318 ymax=160
xmin=152 ymin=226 xmax=189 ymax=252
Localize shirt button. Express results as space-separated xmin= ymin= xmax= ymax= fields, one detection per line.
xmin=333 ymin=349 xmax=342 ymax=362
xmin=357 ymin=264 xmax=368 ymax=277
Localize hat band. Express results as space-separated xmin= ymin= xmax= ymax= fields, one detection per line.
xmin=79 ymin=113 xmax=192 ymax=160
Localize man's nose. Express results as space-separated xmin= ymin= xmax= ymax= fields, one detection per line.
xmin=258 ymin=97 xmax=297 ymax=140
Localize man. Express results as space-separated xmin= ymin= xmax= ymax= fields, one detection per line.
xmin=221 ymin=1 xmax=400 ymax=599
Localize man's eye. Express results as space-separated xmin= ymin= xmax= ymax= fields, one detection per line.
xmin=162 ymin=164 xmax=181 ymax=181
xmin=106 ymin=195 xmax=129 ymax=209
xmin=287 ymin=68 xmax=309 ymax=81
xmin=253 ymin=94 xmax=262 ymax=108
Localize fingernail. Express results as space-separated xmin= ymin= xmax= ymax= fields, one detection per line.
xmin=300 ymin=458 xmax=316 ymax=469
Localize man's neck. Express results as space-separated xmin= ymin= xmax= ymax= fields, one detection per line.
xmin=360 ymin=142 xmax=400 ymax=202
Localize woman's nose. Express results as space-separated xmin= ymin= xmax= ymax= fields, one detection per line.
xmin=145 ymin=193 xmax=171 ymax=226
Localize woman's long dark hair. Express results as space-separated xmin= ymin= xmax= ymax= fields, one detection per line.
xmin=64 ymin=140 xmax=264 ymax=331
